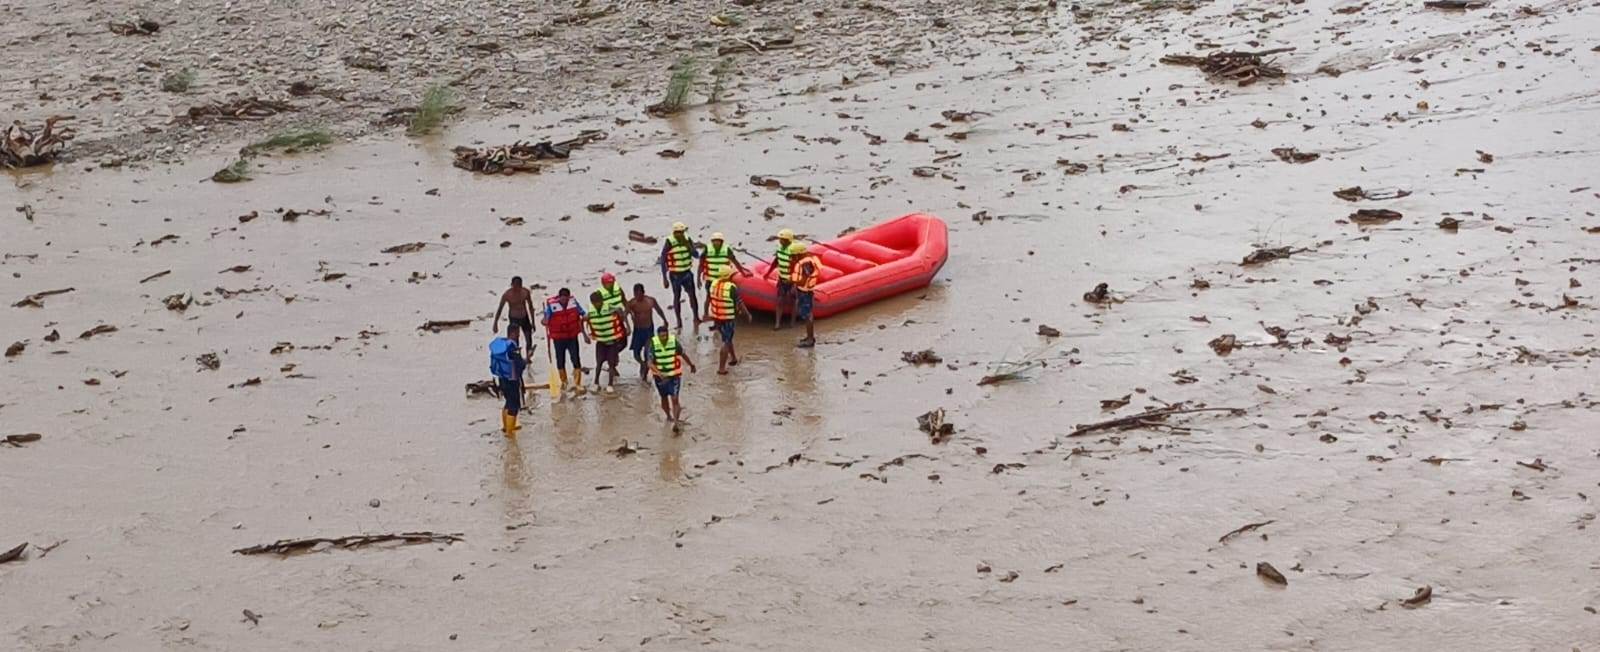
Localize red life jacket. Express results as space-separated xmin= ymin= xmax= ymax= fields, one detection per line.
xmin=545 ymin=296 xmax=583 ymax=340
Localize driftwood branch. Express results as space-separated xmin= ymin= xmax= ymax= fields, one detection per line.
xmin=1067 ymin=407 xmax=1245 ymax=438
xmin=0 ymin=542 xmax=27 ymax=564
xmin=1218 ymin=520 xmax=1276 ymax=544
xmin=232 ymin=531 xmax=463 ymax=556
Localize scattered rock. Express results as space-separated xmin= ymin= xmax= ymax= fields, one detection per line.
xmin=1400 ymin=585 xmax=1433 ymax=608
xmin=1256 ymin=562 xmax=1288 ymax=586
xmin=1349 ymin=209 xmax=1402 ymax=224
xmin=4 ymin=342 xmax=23 ymax=358
xmin=1208 ymin=334 xmax=1239 ymax=356
xmin=1036 ymin=324 xmax=1061 ymax=338
xmin=197 ymin=353 xmax=220 ymax=371
xmin=901 ymin=349 xmax=943 ymax=365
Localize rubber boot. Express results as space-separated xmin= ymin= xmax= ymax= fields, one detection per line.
xmin=501 ymin=411 xmax=512 ymax=434
xmin=507 ymin=412 xmax=520 ymax=435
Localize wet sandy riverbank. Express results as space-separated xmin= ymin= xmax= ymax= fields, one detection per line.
xmin=5 ymin=1 xmax=1600 ymax=649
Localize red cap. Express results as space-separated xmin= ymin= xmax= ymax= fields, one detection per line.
xmin=601 ymin=273 xmax=615 ymax=283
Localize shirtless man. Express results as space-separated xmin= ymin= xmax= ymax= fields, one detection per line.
xmin=626 ymin=283 xmax=669 ymax=379
xmin=493 ymin=276 xmax=537 ymax=348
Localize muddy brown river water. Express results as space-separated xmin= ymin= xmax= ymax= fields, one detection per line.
xmin=5 ymin=1 xmax=1600 ymax=650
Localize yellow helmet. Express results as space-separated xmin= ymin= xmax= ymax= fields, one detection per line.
xmin=672 ymin=222 xmax=688 ymax=232
xmin=788 ymin=242 xmax=808 ymax=254
xmin=777 ymin=228 xmax=795 ymax=240
xmin=711 ymin=232 xmax=725 ymax=241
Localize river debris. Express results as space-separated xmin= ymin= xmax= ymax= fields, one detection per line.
xmin=1159 ymin=48 xmax=1293 ymax=86
xmin=3 ymin=433 xmax=43 ymax=447
xmin=4 ymin=342 xmax=22 ymax=357
xmin=0 ymin=542 xmax=26 ymax=564
xmin=1037 ymin=324 xmax=1061 ymax=338
xmin=1067 ymin=406 xmax=1245 ymax=438
xmin=1082 ymin=282 xmax=1120 ymax=304
xmin=451 ymin=130 xmax=604 ymax=175
xmin=1208 ymin=334 xmax=1239 ymax=355
xmin=1423 ymin=0 xmax=1486 ymax=9
xmin=1349 ymin=209 xmax=1403 ymax=225
xmin=917 ymin=408 xmax=954 ymax=443
xmin=187 ymin=98 xmax=295 ymax=122
xmin=610 ymin=440 xmax=640 ymax=457
xmin=79 ymin=325 xmax=117 ymax=339
xmin=3 ymin=118 xmax=74 ymax=168
xmin=628 ymin=230 xmax=658 ymax=244
xmin=1333 ymin=186 xmax=1412 ymax=201
xmin=1438 ymin=217 xmax=1462 ymax=230
xmin=1241 ymin=246 xmax=1305 ymax=266
xmin=381 ymin=242 xmax=427 ymax=254
xmin=232 ymin=531 xmax=464 ymax=556
xmin=465 ymin=379 xmax=499 ymax=397
xmin=1256 ymin=562 xmax=1288 ymax=586
xmin=163 ymin=292 xmax=193 ymax=311
xmin=1219 ymin=519 xmax=1276 ymax=544
xmin=717 ymin=35 xmax=798 ymax=56
xmin=902 ymin=349 xmax=943 ymax=365
xmin=1400 ymin=585 xmax=1433 ymax=608
xmin=12 ymin=287 xmax=74 ymax=308
xmin=196 ymin=353 xmax=220 ymax=371
xmin=108 ymin=18 xmax=161 ymax=35
xmin=419 ymin=319 xmax=472 ymax=333
xmin=1271 ymin=147 xmax=1320 ymax=164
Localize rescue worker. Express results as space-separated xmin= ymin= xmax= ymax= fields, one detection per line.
xmin=700 ymin=267 xmax=752 ymax=374
xmin=541 ymin=288 xmax=588 ymax=399
xmin=698 ymin=232 xmax=750 ymax=295
xmin=596 ymin=272 xmax=626 ymax=314
xmin=788 ymin=242 xmax=821 ymax=348
xmin=488 ymin=324 xmax=527 ymax=435
xmin=647 ymin=324 xmax=697 ymax=423
xmin=658 ymin=222 xmax=700 ymax=329
xmin=587 ymin=289 xmax=629 ymax=394
xmin=761 ymin=228 xmax=797 ymax=330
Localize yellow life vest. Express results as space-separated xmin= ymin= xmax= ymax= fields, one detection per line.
xmin=650 ymin=335 xmax=681 ymax=376
xmin=703 ymin=242 xmax=732 ymax=278
xmin=597 ymin=283 xmax=625 ymax=312
xmin=709 ymin=280 xmax=736 ymax=321
xmin=588 ymin=305 xmax=624 ymax=343
xmin=775 ymin=242 xmax=793 ymax=279
xmin=789 ymin=253 xmax=820 ymax=291
xmin=665 ymin=236 xmax=694 ymax=273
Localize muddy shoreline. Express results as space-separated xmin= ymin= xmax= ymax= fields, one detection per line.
xmin=6 ymin=0 xmax=1600 ymax=650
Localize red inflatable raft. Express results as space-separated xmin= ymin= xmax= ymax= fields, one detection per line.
xmin=736 ymin=213 xmax=948 ymax=319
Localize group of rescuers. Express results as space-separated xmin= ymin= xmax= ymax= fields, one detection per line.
xmin=487 ymin=223 xmax=822 ymax=432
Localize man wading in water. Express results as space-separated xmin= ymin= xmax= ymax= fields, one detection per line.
xmin=626 ymin=283 xmax=668 ymax=380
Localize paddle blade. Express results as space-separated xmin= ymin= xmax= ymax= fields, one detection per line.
xmin=548 ymin=365 xmax=561 ymax=398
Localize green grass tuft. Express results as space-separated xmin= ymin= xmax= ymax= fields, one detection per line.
xmin=708 ymin=58 xmax=735 ymax=104
xmin=407 ymin=85 xmax=454 ymax=136
xmin=211 ymin=159 xmax=251 ymax=184
xmin=161 ymin=68 xmax=197 ymax=93
xmin=243 ymin=127 xmax=334 ymax=155
xmin=658 ymin=57 xmax=699 ymax=114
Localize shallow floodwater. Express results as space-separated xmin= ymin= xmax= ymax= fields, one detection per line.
xmin=4 ymin=1 xmax=1600 ymax=650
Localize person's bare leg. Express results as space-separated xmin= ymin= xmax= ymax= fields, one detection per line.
xmin=670 ymin=395 xmax=682 ymax=421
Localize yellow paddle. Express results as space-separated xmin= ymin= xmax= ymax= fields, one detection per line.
xmin=546 ymin=334 xmax=561 ymax=400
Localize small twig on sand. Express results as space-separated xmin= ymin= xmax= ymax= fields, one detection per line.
xmin=233 ymin=532 xmax=463 ymax=556
xmin=1218 ymin=520 xmax=1276 ymax=544
xmin=1067 ymin=407 xmax=1245 ymax=438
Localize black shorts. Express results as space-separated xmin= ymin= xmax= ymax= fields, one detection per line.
xmin=595 ymin=340 xmax=623 ymax=367
xmin=552 ymin=338 xmax=581 ymax=370
xmin=509 ymin=316 xmax=534 ymax=343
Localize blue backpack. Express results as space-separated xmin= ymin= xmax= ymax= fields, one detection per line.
xmin=489 ymin=338 xmax=518 ymax=380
